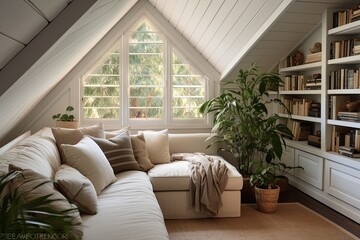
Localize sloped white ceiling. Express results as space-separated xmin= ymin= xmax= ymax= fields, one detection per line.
xmin=224 ymin=0 xmax=356 ymax=81
xmin=0 ymin=0 xmax=138 ymax=143
xmin=148 ymin=0 xmax=292 ymax=80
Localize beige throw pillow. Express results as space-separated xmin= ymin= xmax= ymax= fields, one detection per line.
xmin=90 ymin=130 xmax=140 ymax=173
xmin=55 ymin=165 xmax=98 ymax=215
xmin=131 ymin=133 xmax=154 ymax=171
xmin=61 ymin=136 xmax=116 ymax=195
xmin=52 ymin=123 xmax=105 ymax=163
xmin=141 ymin=129 xmax=171 ymax=164
xmin=9 ymin=164 xmax=83 ymax=239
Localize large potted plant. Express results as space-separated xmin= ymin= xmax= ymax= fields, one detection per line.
xmin=200 ymin=63 xmax=292 ymax=202
xmin=0 ymin=170 xmax=80 ymax=238
xmin=52 ymin=106 xmax=79 ymax=129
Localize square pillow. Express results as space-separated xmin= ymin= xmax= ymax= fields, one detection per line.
xmin=131 ymin=133 xmax=154 ymax=171
xmin=8 ymin=164 xmax=83 ymax=239
xmin=55 ymin=164 xmax=98 ymax=215
xmin=90 ymin=130 xmax=140 ymax=173
xmin=105 ymin=126 xmax=130 ymax=139
xmin=52 ymin=122 xmax=105 ymax=163
xmin=61 ymin=136 xmax=116 ymax=195
xmin=140 ymin=129 xmax=171 ymax=164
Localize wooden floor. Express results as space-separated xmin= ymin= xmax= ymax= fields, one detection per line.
xmin=279 ymin=186 xmax=360 ymax=238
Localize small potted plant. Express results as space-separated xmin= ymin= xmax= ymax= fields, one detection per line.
xmin=250 ymin=161 xmax=279 ymax=213
xmin=52 ymin=105 xmax=79 ymax=129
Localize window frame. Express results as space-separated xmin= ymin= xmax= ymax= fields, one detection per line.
xmin=79 ymin=10 xmax=218 ymax=130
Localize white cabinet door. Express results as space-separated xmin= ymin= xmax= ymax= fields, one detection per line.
xmin=324 ymin=160 xmax=360 ymax=209
xmin=295 ymin=149 xmax=323 ymax=189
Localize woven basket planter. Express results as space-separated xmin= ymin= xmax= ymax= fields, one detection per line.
xmin=56 ymin=121 xmax=79 ymax=129
xmin=254 ymin=185 xmax=280 ymax=213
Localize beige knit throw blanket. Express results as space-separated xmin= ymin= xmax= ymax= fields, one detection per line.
xmin=171 ymin=153 xmax=228 ymax=215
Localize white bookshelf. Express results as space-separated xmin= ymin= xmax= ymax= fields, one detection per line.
xmin=277 ymin=7 xmax=360 ymax=224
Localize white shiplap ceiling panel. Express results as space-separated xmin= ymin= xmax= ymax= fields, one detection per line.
xmin=29 ymin=0 xmax=68 ymax=21
xmin=214 ymin=0 xmax=283 ymax=71
xmin=0 ymin=34 xmax=24 ymax=69
xmin=149 ymin=0 xmax=292 ymax=78
xmin=188 ymin=0 xmax=224 ymax=47
xmin=0 ymin=0 xmax=48 ymax=44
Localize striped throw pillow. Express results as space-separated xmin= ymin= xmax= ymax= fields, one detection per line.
xmin=89 ymin=130 xmax=140 ymax=173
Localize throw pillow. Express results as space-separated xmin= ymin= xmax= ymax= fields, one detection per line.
xmin=140 ymin=129 xmax=171 ymax=164
xmin=131 ymin=133 xmax=154 ymax=171
xmin=52 ymin=122 xmax=105 ymax=163
xmin=89 ymin=130 xmax=140 ymax=173
xmin=8 ymin=164 xmax=83 ymax=239
xmin=105 ymin=126 xmax=130 ymax=139
xmin=55 ymin=164 xmax=98 ymax=215
xmin=61 ymin=136 xmax=116 ymax=195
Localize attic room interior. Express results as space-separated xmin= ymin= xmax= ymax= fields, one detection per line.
xmin=1 ymin=0 xmax=360 ymax=239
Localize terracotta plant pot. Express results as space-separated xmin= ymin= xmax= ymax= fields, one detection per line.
xmin=56 ymin=121 xmax=79 ymax=129
xmin=254 ymin=185 xmax=280 ymax=213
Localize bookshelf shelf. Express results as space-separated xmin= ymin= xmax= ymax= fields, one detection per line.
xmin=328 ymin=55 xmax=360 ymax=65
xmin=327 ymin=119 xmax=360 ymax=128
xmin=280 ymin=90 xmax=321 ymax=95
xmin=328 ymin=20 xmax=360 ymax=35
xmin=279 ymin=113 xmax=322 ymax=123
xmin=328 ymin=89 xmax=360 ymax=95
xmin=279 ymin=62 xmax=322 ymax=73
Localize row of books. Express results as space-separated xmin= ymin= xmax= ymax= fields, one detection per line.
xmin=281 ymin=98 xmax=320 ymax=117
xmin=287 ymin=119 xmax=313 ymax=141
xmin=282 ymin=74 xmax=321 ymax=91
xmin=331 ymin=126 xmax=360 ymax=158
xmin=328 ymin=95 xmax=351 ymax=120
xmin=329 ymin=68 xmax=360 ymax=90
xmin=330 ymin=38 xmax=359 ymax=59
xmin=333 ymin=4 xmax=360 ymax=28
xmin=338 ymin=112 xmax=360 ymax=122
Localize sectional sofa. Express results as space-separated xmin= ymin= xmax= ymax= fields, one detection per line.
xmin=0 ymin=126 xmax=243 ymax=239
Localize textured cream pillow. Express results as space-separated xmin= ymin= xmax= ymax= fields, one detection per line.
xmin=131 ymin=133 xmax=154 ymax=171
xmin=61 ymin=136 xmax=116 ymax=195
xmin=0 ymin=130 xmax=31 ymax=155
xmin=55 ymin=165 xmax=98 ymax=215
xmin=90 ymin=130 xmax=140 ymax=173
xmin=9 ymin=164 xmax=83 ymax=239
xmin=141 ymin=129 xmax=170 ymax=164
xmin=52 ymin=123 xmax=105 ymax=163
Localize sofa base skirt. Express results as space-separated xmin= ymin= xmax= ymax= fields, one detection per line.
xmin=154 ymin=190 xmax=241 ymax=219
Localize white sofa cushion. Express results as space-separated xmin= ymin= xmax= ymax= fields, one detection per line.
xmin=81 ymin=171 xmax=169 ymax=240
xmin=61 ymin=136 xmax=116 ymax=195
xmin=148 ymin=155 xmax=243 ymax=191
xmin=141 ymin=129 xmax=171 ymax=164
xmin=0 ymin=134 xmax=60 ymax=179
